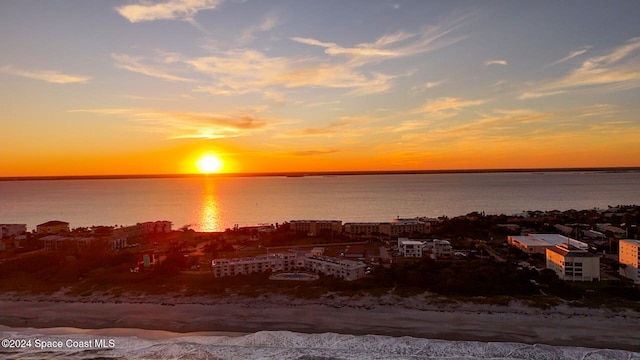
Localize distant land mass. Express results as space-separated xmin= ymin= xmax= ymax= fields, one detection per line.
xmin=1 ymin=167 xmax=639 ymax=182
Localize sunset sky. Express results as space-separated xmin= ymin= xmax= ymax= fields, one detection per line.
xmin=2 ymin=0 xmax=640 ymax=176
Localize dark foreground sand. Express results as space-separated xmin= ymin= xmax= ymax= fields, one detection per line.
xmin=0 ymin=293 xmax=638 ymax=351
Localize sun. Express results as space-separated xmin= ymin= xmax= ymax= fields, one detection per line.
xmin=196 ymin=154 xmax=224 ymax=174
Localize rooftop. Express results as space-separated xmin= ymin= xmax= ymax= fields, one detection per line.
xmin=510 ymin=234 xmax=588 ymax=249
xmin=547 ymin=244 xmax=598 ymax=257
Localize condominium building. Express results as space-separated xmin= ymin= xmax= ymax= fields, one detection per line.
xmin=41 ymin=235 xmax=93 ymax=252
xmin=139 ymin=221 xmax=172 ymax=234
xmin=304 ymin=255 xmax=366 ymax=281
xmin=211 ymin=252 xmax=366 ymax=281
xmin=343 ymin=222 xmax=391 ymax=237
xmin=619 ymin=239 xmax=640 ymax=284
xmin=211 ymin=253 xmax=299 ymax=278
xmin=290 ymin=220 xmax=342 ymax=236
xmin=545 ymin=243 xmax=600 ymax=282
xmin=431 ymin=239 xmax=453 ymax=258
xmin=390 ymin=219 xmax=428 ymax=237
xmin=397 ymin=238 xmax=424 ymax=258
xmin=36 ymin=221 xmax=70 ymax=234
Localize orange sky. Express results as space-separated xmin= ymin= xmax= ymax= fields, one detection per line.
xmin=2 ymin=1 xmax=640 ymax=177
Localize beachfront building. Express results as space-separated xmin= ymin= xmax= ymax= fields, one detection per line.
xmin=41 ymin=235 xmax=93 ymax=252
xmin=36 ymin=220 xmax=70 ymax=234
xmin=139 ymin=221 xmax=172 ymax=234
xmin=111 ymin=224 xmax=143 ymax=249
xmin=304 ymin=255 xmax=367 ymax=281
xmin=619 ymin=239 xmax=640 ymax=284
xmin=545 ymin=243 xmax=600 ymax=282
xmin=211 ymin=252 xmax=367 ymax=281
xmin=0 ymin=224 xmax=27 ymax=238
xmin=343 ymin=222 xmax=391 ymax=238
xmin=508 ymin=234 xmax=588 ymax=254
xmin=390 ymin=218 xmax=428 ymax=237
xmin=211 ymin=253 xmax=299 ymax=278
xmin=429 ymin=239 xmax=453 ymax=258
xmin=290 ymin=220 xmax=342 ymax=237
xmin=398 ymin=238 xmax=424 ymax=258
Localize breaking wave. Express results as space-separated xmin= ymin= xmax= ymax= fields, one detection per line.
xmin=1 ymin=328 xmax=638 ymax=360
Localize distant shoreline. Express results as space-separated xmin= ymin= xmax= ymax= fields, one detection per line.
xmin=1 ymin=166 xmax=639 ymax=182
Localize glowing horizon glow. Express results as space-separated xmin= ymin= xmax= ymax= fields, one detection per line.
xmin=196 ymin=154 xmax=224 ymax=174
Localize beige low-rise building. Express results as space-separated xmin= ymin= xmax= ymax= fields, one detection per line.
xmin=290 ymin=220 xmax=342 ymax=236
xmin=619 ymin=239 xmax=640 ymax=284
xmin=211 ymin=252 xmax=366 ymax=281
xmin=37 ymin=221 xmax=70 ymax=234
xmin=211 ymin=253 xmax=299 ymax=277
xmin=545 ymin=243 xmax=600 ymax=282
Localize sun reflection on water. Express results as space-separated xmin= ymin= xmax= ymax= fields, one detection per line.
xmin=199 ymin=179 xmax=221 ymax=232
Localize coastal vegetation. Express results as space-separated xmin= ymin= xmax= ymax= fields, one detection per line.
xmin=1 ymin=205 xmax=639 ymax=311
xmin=1 ymin=246 xmax=639 ymax=311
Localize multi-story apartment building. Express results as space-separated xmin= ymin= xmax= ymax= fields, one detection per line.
xmin=211 ymin=253 xmax=366 ymax=281
xmin=304 ymin=255 xmax=366 ymax=281
xmin=343 ymin=222 xmax=391 ymax=237
xmin=211 ymin=253 xmax=299 ymax=278
xmin=545 ymin=243 xmax=600 ymax=282
xmin=397 ymin=238 xmax=424 ymax=258
xmin=36 ymin=221 xmax=70 ymax=234
xmin=390 ymin=219 xmax=427 ymax=237
xmin=290 ymin=220 xmax=342 ymax=236
xmin=431 ymin=239 xmax=453 ymax=258
xmin=41 ymin=235 xmax=93 ymax=252
xmin=139 ymin=221 xmax=172 ymax=234
xmin=619 ymin=239 xmax=640 ymax=284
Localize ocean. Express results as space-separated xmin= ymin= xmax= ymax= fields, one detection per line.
xmin=1 ymin=327 xmax=638 ymax=360
xmin=1 ymin=171 xmax=639 ymax=232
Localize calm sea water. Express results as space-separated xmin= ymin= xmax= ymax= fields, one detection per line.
xmin=0 ymin=171 xmax=639 ymax=232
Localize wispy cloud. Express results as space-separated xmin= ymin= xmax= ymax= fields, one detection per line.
xmin=71 ymin=108 xmax=270 ymax=139
xmin=116 ymin=0 xmax=222 ymax=23
xmin=549 ymin=46 xmax=591 ymax=66
xmin=290 ymin=14 xmax=470 ymax=67
xmin=520 ymin=37 xmax=640 ymax=99
xmin=484 ymin=59 xmax=507 ymax=66
xmin=412 ymin=97 xmax=485 ymax=114
xmin=188 ymin=49 xmax=395 ymax=95
xmin=0 ymin=65 xmax=91 ymax=84
xmin=575 ymin=103 xmax=618 ymax=118
xmin=112 ymin=53 xmax=195 ymax=82
xmin=409 ymin=80 xmax=445 ymax=95
xmin=518 ymin=90 xmax=566 ymax=100
xmin=237 ymin=14 xmax=278 ymax=44
xmin=284 ymin=118 xmax=352 ymax=137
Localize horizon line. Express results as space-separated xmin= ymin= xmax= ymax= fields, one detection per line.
xmin=1 ymin=166 xmax=639 ymax=182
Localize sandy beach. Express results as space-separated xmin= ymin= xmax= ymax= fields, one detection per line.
xmin=0 ymin=292 xmax=638 ymax=351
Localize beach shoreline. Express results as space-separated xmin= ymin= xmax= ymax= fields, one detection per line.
xmin=1 ymin=292 xmax=638 ymax=351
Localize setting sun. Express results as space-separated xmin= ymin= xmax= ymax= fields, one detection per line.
xmin=196 ymin=154 xmax=224 ymax=174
